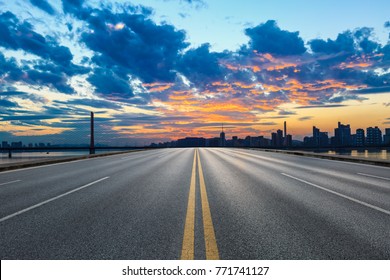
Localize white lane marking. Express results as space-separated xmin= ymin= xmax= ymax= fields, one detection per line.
xmin=357 ymin=173 xmax=390 ymax=181
xmin=0 ymin=180 xmax=21 ymax=186
xmin=281 ymin=173 xmax=390 ymax=216
xmin=0 ymin=177 xmax=110 ymax=223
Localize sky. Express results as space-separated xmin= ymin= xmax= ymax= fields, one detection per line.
xmin=0 ymin=0 xmax=389 ymax=145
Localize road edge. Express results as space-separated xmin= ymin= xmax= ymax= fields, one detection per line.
xmin=0 ymin=150 xmax=144 ymax=173
xmin=245 ymin=148 xmax=390 ymax=167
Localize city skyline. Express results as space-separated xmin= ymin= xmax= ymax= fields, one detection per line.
xmin=0 ymin=1 xmax=389 ymax=145
xmin=1 ymin=119 xmax=390 ymax=148
xmin=150 ymin=121 xmax=390 ymax=148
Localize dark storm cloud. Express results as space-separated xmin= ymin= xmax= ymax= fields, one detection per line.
xmin=0 ymin=52 xmax=23 ymax=81
xmin=26 ymin=69 xmax=75 ymax=93
xmin=87 ymin=68 xmax=134 ymax=98
xmin=310 ymin=31 xmax=355 ymax=54
xmin=177 ymin=44 xmax=226 ymax=85
xmin=80 ymin=6 xmax=188 ymax=85
xmin=350 ymin=86 xmax=390 ymax=94
xmin=0 ymin=91 xmax=28 ymax=96
xmin=0 ymin=12 xmax=91 ymax=93
xmin=29 ymin=0 xmax=56 ymax=15
xmin=61 ymin=0 xmax=85 ymax=16
xmin=243 ymin=20 xmax=306 ymax=55
xmin=0 ymin=12 xmax=73 ymax=66
xmin=0 ymin=99 xmax=19 ymax=108
xmin=0 ymin=115 xmax=58 ymax=121
xmin=309 ymin=28 xmax=380 ymax=54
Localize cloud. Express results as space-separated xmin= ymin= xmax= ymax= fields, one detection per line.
xmin=64 ymin=98 xmax=122 ymax=109
xmin=81 ymin=6 xmax=188 ymax=85
xmin=0 ymin=99 xmax=19 ymax=108
xmin=310 ymin=28 xmax=379 ymax=54
xmin=258 ymin=122 xmax=277 ymax=126
xmin=0 ymin=52 xmax=23 ymax=81
xmin=177 ymin=44 xmax=226 ymax=85
xmin=350 ymin=86 xmax=390 ymax=94
xmin=0 ymin=91 xmax=28 ymax=96
xmin=244 ymin=20 xmax=306 ymax=55
xmin=164 ymin=0 xmax=207 ymax=9
xmin=278 ymin=110 xmax=296 ymax=115
xmin=0 ymin=12 xmax=90 ymax=93
xmin=87 ymin=68 xmax=134 ymax=98
xmin=1 ymin=3 xmax=389 ymax=143
xmin=25 ymin=69 xmax=75 ymax=94
xmin=29 ymin=0 xmax=56 ymax=15
xmin=310 ymin=31 xmax=355 ymax=54
xmin=298 ymin=116 xmax=313 ymax=121
xmin=61 ymin=0 xmax=86 ymax=16
xmin=0 ymin=12 xmax=73 ymax=66
xmin=0 ymin=115 xmax=58 ymax=121
xmin=296 ymin=104 xmax=347 ymax=109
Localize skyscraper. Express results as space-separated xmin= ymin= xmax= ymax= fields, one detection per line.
xmin=384 ymin=128 xmax=390 ymax=145
xmin=334 ymin=122 xmax=351 ymax=146
xmin=356 ymin=129 xmax=365 ymax=146
xmin=219 ymin=124 xmax=226 ymax=147
xmin=366 ymin=126 xmax=382 ymax=146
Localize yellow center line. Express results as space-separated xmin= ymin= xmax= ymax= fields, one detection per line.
xmin=181 ymin=149 xmax=220 ymax=260
xmin=180 ymin=149 xmax=197 ymax=260
xmin=197 ymin=149 xmax=220 ymax=260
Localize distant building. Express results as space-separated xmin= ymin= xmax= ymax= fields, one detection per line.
xmin=177 ymin=137 xmax=206 ymax=147
xmin=232 ymin=136 xmax=239 ymax=147
xmin=219 ymin=126 xmax=226 ymax=147
xmin=334 ymin=122 xmax=351 ymax=146
xmin=313 ymin=126 xmax=320 ymax=146
xmin=284 ymin=134 xmax=292 ymax=147
xmin=11 ymin=141 xmax=23 ymax=148
xmin=356 ymin=129 xmax=365 ymax=146
xmin=384 ymin=128 xmax=390 ymax=145
xmin=271 ymin=132 xmax=278 ymax=147
xmin=366 ymin=126 xmax=382 ymax=146
xmin=2 ymin=141 xmax=9 ymax=148
xmin=283 ymin=121 xmax=292 ymax=147
xmin=206 ymin=137 xmax=220 ymax=147
xmin=277 ymin=129 xmax=283 ymax=146
xmin=304 ymin=126 xmax=328 ymax=147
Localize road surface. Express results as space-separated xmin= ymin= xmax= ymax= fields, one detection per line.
xmin=0 ymin=148 xmax=389 ymax=259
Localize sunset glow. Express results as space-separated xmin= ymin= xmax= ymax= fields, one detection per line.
xmin=0 ymin=0 xmax=389 ymax=145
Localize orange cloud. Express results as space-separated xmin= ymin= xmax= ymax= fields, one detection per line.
xmin=143 ymin=82 xmax=174 ymax=92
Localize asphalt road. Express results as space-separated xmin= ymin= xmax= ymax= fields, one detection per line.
xmin=0 ymin=148 xmax=389 ymax=259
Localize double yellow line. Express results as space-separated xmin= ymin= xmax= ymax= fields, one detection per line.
xmin=181 ymin=149 xmax=219 ymax=260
